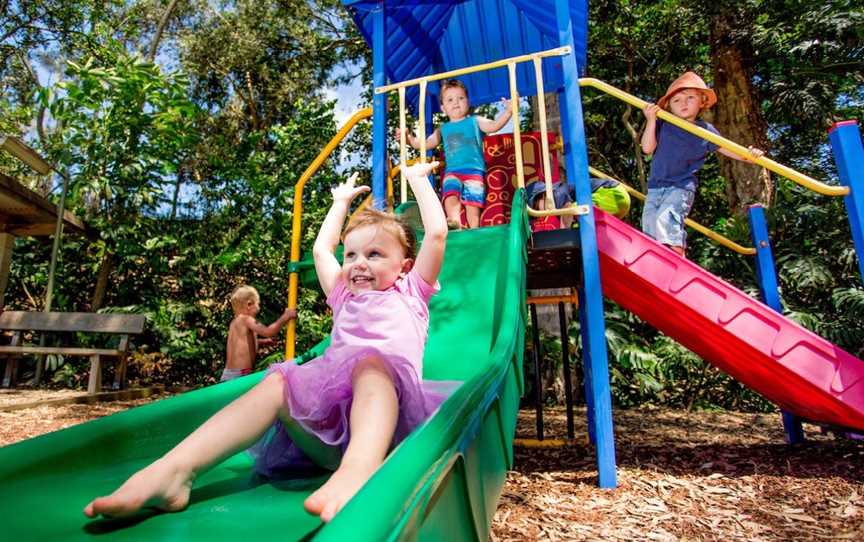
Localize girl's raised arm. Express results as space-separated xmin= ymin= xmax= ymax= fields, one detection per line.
xmin=312 ymin=173 xmax=369 ymax=296
xmin=402 ymin=162 xmax=447 ymax=285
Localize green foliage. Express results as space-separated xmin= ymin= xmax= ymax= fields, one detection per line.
xmin=1 ymin=3 xmax=355 ymax=387
xmin=560 ymin=303 xmax=776 ymax=411
xmin=2 ymin=0 xmax=861 ymax=412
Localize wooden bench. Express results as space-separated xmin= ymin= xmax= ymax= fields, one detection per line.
xmin=0 ymin=311 xmax=145 ymax=394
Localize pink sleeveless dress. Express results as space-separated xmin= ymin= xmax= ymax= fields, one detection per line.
xmin=250 ymin=269 xmax=456 ymax=476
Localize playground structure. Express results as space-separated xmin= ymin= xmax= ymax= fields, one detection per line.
xmin=2 ymin=1 xmax=864 ymax=540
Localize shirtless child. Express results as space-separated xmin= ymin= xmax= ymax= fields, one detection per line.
xmin=223 ymin=285 xmax=296 ymax=382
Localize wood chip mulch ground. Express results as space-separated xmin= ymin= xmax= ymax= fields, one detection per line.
xmin=1 ymin=392 xmax=861 ymax=540
xmin=0 ymin=389 xmax=170 ymax=446
xmin=493 ymin=406 xmax=864 ymax=541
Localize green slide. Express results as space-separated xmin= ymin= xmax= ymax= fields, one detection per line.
xmin=0 ymin=199 xmax=528 ymax=541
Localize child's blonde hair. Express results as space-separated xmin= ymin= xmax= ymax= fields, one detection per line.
xmin=230 ymin=285 xmax=259 ymax=314
xmin=439 ymin=79 xmax=468 ymax=105
xmin=342 ymin=209 xmax=416 ymax=260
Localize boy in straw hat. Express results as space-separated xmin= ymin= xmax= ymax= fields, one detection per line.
xmin=641 ymin=71 xmax=764 ymax=256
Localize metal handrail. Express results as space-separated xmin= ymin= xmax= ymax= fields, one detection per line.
xmin=285 ymin=107 xmax=372 ymax=359
xmin=588 ymin=166 xmax=757 ymax=256
xmin=378 ymin=46 xmax=586 ymax=219
xmin=375 ymin=47 xmax=571 ymax=94
xmin=579 ymin=78 xmax=849 ymax=197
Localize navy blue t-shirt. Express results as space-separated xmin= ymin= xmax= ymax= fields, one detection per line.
xmin=647 ymin=119 xmax=720 ymax=192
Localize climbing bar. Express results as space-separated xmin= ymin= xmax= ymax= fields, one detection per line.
xmin=508 ymin=62 xmax=525 ymax=190
xmin=375 ymin=47 xmax=571 ymax=94
xmin=418 ymin=79 xmax=428 ymax=164
xmin=398 ymin=87 xmax=408 ymax=204
xmin=287 ymin=107 xmax=372 ymax=359
xmin=534 ymin=57 xmax=556 ymax=210
xmin=588 ymin=166 xmax=757 ymax=256
xmin=527 ymin=292 xmax=579 ymax=305
xmin=579 ymin=78 xmax=849 ymax=197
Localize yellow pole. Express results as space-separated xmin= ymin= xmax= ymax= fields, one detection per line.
xmin=533 ymin=57 xmax=555 ymax=209
xmin=587 ymin=166 xmax=756 ymax=256
xmin=399 ymin=86 xmax=408 ymax=204
xmin=508 ymin=62 xmax=525 ymax=189
xmin=527 ymin=293 xmax=579 ymax=305
xmin=418 ymin=80 xmax=428 ymax=164
xmin=286 ymin=107 xmax=372 ymax=359
xmin=578 ymin=78 xmax=848 ymax=197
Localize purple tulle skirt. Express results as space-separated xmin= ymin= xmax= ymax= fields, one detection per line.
xmin=249 ymin=352 xmax=458 ymax=477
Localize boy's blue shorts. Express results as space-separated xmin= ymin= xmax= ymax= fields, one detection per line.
xmin=641 ymin=186 xmax=695 ymax=248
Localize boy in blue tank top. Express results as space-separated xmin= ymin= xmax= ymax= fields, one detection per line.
xmin=641 ymin=72 xmax=764 ymax=256
xmin=400 ymin=79 xmax=512 ymax=229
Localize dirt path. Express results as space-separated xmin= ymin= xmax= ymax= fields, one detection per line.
xmin=1 ymin=392 xmax=861 ymax=540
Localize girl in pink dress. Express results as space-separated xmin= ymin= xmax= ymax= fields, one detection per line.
xmin=84 ymin=161 xmax=450 ymax=523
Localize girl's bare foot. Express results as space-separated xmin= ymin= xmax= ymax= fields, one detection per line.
xmin=83 ymin=459 xmax=194 ymax=518
xmin=303 ymin=460 xmax=379 ymax=522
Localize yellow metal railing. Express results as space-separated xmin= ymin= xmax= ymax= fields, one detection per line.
xmin=588 ymin=166 xmax=757 ymax=256
xmin=579 ymin=78 xmax=849 ymax=198
xmin=286 ymin=107 xmax=372 ymax=359
xmin=377 ymin=46 xmax=589 ymax=219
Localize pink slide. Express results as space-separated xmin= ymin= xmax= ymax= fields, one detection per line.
xmin=593 ymin=210 xmax=864 ymax=431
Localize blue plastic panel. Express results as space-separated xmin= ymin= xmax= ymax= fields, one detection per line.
xmin=343 ymin=0 xmax=588 ymax=113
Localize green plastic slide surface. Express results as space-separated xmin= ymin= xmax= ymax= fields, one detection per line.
xmin=0 ymin=198 xmax=528 ymax=541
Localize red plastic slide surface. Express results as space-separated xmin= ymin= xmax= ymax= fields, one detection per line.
xmin=594 ymin=210 xmax=864 ymax=431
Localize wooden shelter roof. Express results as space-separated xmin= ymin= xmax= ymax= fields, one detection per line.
xmin=0 ymin=173 xmax=87 ymax=237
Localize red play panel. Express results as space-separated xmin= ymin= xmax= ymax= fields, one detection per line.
xmin=594 ymin=209 xmax=864 ymax=431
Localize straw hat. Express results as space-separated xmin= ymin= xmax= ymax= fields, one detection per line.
xmin=657 ymin=71 xmax=717 ymax=110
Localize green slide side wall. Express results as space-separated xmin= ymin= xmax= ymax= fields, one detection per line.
xmin=0 ymin=193 xmax=528 ymax=541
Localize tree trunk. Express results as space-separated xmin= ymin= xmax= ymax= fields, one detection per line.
xmin=170 ymin=170 xmax=182 ymax=219
xmin=148 ymin=0 xmax=182 ymax=62
xmin=90 ymin=253 xmax=113 ymax=311
xmin=709 ymin=11 xmax=773 ymax=214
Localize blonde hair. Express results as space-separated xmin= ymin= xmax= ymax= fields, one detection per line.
xmin=440 ymin=79 xmax=468 ymax=105
xmin=230 ymin=285 xmax=259 ymax=314
xmin=342 ymin=208 xmax=416 ymax=259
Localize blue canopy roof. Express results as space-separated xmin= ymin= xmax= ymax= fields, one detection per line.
xmin=343 ymin=0 xmax=588 ymax=114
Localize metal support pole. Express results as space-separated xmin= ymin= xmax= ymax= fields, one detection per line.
xmin=398 ymin=87 xmax=407 ymax=204
xmin=558 ymin=302 xmax=575 ymax=439
xmin=0 ymin=233 xmax=13 ymax=307
xmin=35 ymin=169 xmax=70 ymax=385
xmin=555 ymin=0 xmax=616 ymax=487
xmin=424 ymin=97 xmax=436 ymax=192
xmin=529 ymin=303 xmax=545 ymax=440
xmin=578 ymin=287 xmax=596 ymax=445
xmin=44 ymin=170 xmax=70 ymax=313
xmin=748 ymin=204 xmax=805 ymax=444
xmin=827 ymin=121 xmax=864 ymax=286
xmin=371 ymin=4 xmax=387 ymax=209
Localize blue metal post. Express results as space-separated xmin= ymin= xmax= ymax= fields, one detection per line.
xmin=554 ymin=0 xmax=616 ymax=488
xmin=828 ymin=121 xmax=864 ymax=286
xmin=577 ymin=288 xmax=596 ymax=445
xmin=371 ymin=4 xmax=387 ymax=209
xmin=748 ymin=205 xmax=805 ymax=444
